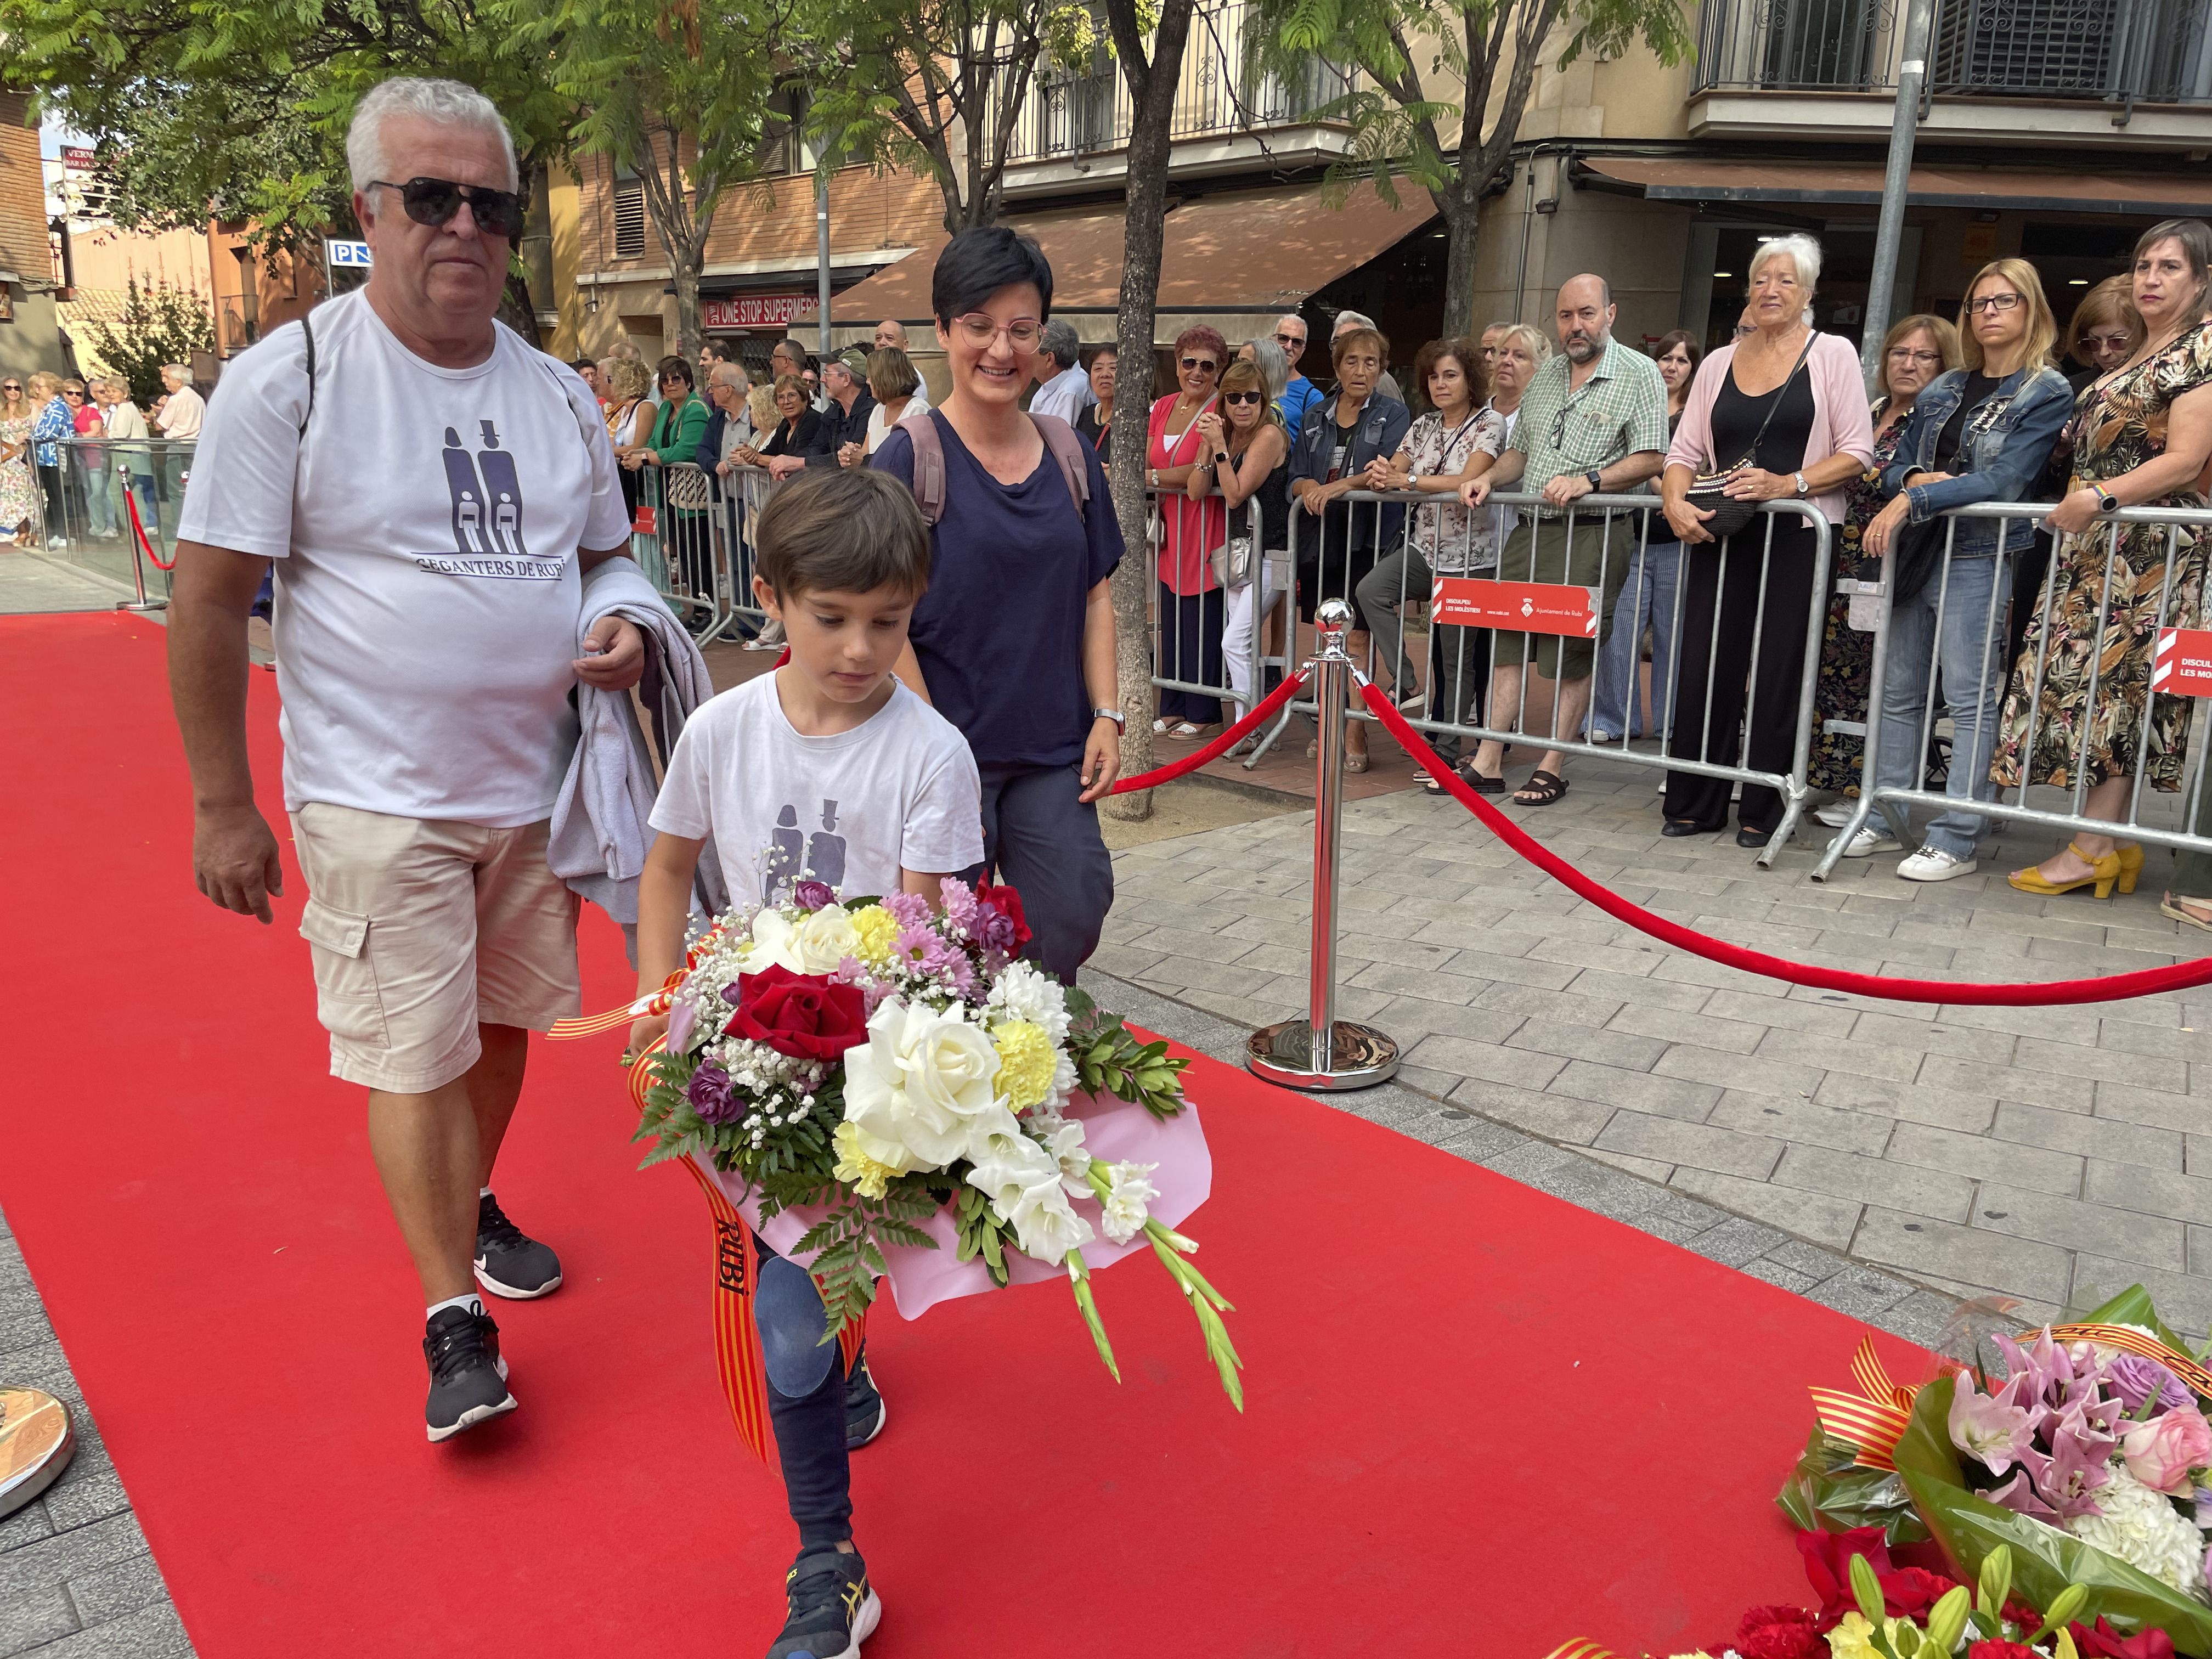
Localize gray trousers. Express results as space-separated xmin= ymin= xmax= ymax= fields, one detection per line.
xmin=967 ymin=763 xmax=1114 ymax=985
xmin=1356 ymin=546 xmax=1487 ymax=763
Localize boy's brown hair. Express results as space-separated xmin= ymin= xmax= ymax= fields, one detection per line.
xmin=754 ymin=467 xmax=932 ymax=601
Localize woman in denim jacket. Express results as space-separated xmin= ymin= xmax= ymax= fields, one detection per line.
xmin=1855 ymin=259 xmax=2073 ymax=882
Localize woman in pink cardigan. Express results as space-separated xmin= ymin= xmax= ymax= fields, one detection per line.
xmin=1657 ymin=235 xmax=1876 ymax=848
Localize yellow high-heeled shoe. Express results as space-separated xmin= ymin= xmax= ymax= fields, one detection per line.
xmin=2008 ymin=842 xmax=2123 ymax=899
xmin=2116 ymin=842 xmax=2145 ymax=895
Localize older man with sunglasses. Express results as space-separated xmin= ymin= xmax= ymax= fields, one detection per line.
xmin=168 ymin=77 xmax=646 ymax=1444
xmin=1272 ymin=313 xmax=1325 ymax=432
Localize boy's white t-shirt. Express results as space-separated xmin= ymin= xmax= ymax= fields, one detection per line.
xmin=650 ymin=673 xmax=984 ymax=905
xmin=177 ymin=290 xmax=633 ymax=825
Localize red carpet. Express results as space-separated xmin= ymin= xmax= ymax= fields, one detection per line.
xmin=4 ymin=611 xmax=1916 ymax=1657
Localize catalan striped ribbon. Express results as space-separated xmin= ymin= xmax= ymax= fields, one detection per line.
xmin=623 ymin=1036 xmax=867 ymax=1464
xmin=548 ymin=969 xmax=686 ymax=1041
xmin=1540 ymin=1640 xmax=1618 ymax=1658
xmin=1809 ymin=1335 xmax=1923 ymax=1472
xmin=2047 ymin=1323 xmax=2212 ymax=1399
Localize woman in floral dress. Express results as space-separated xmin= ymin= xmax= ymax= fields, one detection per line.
xmin=1992 ymin=219 xmax=2212 ymax=902
xmin=0 ymin=375 xmax=38 ymax=544
xmin=1808 ymin=315 xmax=1959 ymax=807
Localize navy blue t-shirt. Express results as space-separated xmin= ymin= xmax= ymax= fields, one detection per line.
xmin=871 ymin=411 xmax=1123 ymax=769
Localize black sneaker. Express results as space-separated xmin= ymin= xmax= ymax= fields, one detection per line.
xmin=844 ymin=1350 xmax=885 ymax=1450
xmin=473 ymin=1192 xmax=562 ymax=1299
xmin=422 ymin=1305 xmax=514 ymax=1442
xmin=768 ymin=1545 xmax=879 ymax=1659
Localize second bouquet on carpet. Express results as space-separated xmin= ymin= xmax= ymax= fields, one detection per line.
xmin=634 ymin=877 xmax=1243 ymax=1406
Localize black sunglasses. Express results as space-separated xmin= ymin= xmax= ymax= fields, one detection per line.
xmin=1180 ymin=357 xmax=1218 ymax=374
xmin=369 ymin=177 xmax=527 ymax=241
xmin=1222 ymin=390 xmax=1265 ymax=405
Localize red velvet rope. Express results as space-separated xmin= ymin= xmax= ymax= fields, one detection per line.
xmin=1109 ymin=668 xmax=1311 ymax=794
xmin=125 ymin=487 xmax=173 ymax=571
xmin=1358 ymin=681 xmax=2212 ymax=1007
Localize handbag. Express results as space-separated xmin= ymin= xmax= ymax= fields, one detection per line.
xmin=667 ymin=464 xmax=713 ymax=510
xmin=1209 ymin=490 xmax=1261 ymax=590
xmin=1684 ymin=331 xmax=1820 ymax=540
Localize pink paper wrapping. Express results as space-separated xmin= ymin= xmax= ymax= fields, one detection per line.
xmin=693 ymin=1091 xmax=1212 ymax=1318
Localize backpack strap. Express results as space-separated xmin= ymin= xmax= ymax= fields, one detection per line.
xmin=898 ymin=409 xmax=946 ymax=526
xmin=1028 ymin=411 xmax=1088 ymax=521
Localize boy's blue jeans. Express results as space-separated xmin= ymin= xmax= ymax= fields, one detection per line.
xmin=754 ymin=1232 xmax=853 ymax=1549
xmin=1873 ymin=551 xmax=2011 ymax=860
xmin=1590 ymin=538 xmax=1681 ymax=740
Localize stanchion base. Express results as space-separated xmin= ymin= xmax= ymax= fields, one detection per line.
xmin=0 ymin=1385 xmax=75 ymax=1519
xmin=1245 ymin=1020 xmax=1400 ymax=1092
xmin=114 ymin=600 xmax=167 ymax=614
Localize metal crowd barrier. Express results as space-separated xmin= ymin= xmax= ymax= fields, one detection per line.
xmin=1142 ymin=480 xmax=1832 ymax=868
xmin=627 ymin=459 xmax=782 ymax=645
xmin=36 ymin=437 xmax=190 ymax=606
xmin=1813 ymin=498 xmax=2212 ymax=882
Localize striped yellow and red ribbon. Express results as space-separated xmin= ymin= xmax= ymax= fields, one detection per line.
xmin=1809 ymin=1334 xmax=1922 ymax=1472
xmin=1541 ymin=1641 xmax=1619 ymax=1658
xmin=2048 ymin=1322 xmax=2212 ymax=1398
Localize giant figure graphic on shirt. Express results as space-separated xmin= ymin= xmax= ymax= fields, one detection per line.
xmin=441 ymin=419 xmax=529 ymax=558
xmin=763 ymin=799 xmax=846 ymax=902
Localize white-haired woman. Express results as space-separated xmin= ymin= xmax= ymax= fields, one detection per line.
xmin=1660 ymin=234 xmax=1875 ymax=847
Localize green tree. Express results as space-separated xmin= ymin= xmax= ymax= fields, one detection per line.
xmin=802 ymin=0 xmax=1095 ymax=233
xmin=84 ymin=277 xmax=216 ymax=404
xmin=505 ymin=0 xmax=791 ymax=357
xmin=1250 ymin=0 xmax=1691 ymax=336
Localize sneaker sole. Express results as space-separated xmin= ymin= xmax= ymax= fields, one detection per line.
xmin=833 ymin=1589 xmax=881 ymax=1654
xmin=848 ymin=1396 xmax=887 ymax=1450
xmin=1899 ymin=859 xmax=1978 ymax=883
xmin=426 ymin=1390 xmax=516 ymax=1443
xmin=474 ymin=1261 xmax=562 ymax=1300
xmin=1839 ymin=839 xmax=1901 ymax=857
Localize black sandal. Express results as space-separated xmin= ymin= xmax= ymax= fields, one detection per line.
xmin=1514 ymin=769 xmax=1570 ymax=807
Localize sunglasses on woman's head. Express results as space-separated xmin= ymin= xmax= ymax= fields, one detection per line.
xmin=368 ymin=176 xmax=527 ymax=241
xmin=1180 ymin=357 xmax=1218 ymax=374
xmin=1222 ymin=390 xmax=1265 ymax=405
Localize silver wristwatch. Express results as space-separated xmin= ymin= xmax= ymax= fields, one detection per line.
xmin=1793 ymin=471 xmax=1809 ymax=498
xmin=1092 ymin=707 xmax=1126 ymax=730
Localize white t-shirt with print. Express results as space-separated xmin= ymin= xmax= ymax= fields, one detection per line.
xmin=648 ymin=673 xmax=984 ymax=906
xmin=178 ymin=291 xmax=634 ymax=826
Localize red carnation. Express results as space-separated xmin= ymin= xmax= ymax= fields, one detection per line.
xmin=1967 ymin=1643 xmax=2040 ymax=1659
xmin=724 ymin=963 xmax=869 ymax=1062
xmin=2072 ymin=1619 xmax=2177 ymax=1659
xmin=1734 ymin=1604 xmax=1824 ymax=1659
xmin=974 ymin=880 xmax=1033 ymax=953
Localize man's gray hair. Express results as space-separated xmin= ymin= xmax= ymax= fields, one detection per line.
xmin=1039 ymin=319 xmax=1081 ymax=371
xmin=1333 ymin=310 xmax=1378 ymax=335
xmin=709 ymin=362 xmax=749 ymax=391
xmin=161 ymin=363 xmax=191 ymax=377
xmin=1242 ymin=336 xmax=1289 ymax=403
xmin=347 ymin=77 xmax=519 ymax=203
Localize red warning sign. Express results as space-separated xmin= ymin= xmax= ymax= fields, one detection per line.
xmin=1431 ymin=577 xmax=1601 ymax=637
xmin=2154 ymin=628 xmax=2212 ymax=697
xmin=631 ymin=505 xmax=658 ymax=538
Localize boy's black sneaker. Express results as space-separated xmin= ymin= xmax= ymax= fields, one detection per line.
xmin=768 ymin=1546 xmax=879 ymax=1659
xmin=473 ymin=1192 xmax=562 ymax=1299
xmin=422 ymin=1306 xmax=514 ymax=1443
xmin=844 ymin=1351 xmax=885 ymax=1450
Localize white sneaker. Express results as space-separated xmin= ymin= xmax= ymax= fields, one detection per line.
xmin=1839 ymin=826 xmax=1902 ymax=857
xmin=1898 ymin=847 xmax=1977 ymax=882
xmin=1814 ymin=801 xmax=1856 ymax=828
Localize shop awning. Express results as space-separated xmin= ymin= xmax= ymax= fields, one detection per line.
xmin=829 ymin=180 xmax=1436 ymax=323
xmin=1577 ymin=157 xmax=2212 ymax=218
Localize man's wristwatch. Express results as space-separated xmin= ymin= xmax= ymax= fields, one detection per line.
xmin=1092 ymin=707 xmax=1126 ymax=731
xmin=1584 ymin=469 xmax=1602 ymax=493
xmin=1793 ymin=471 xmax=1810 ymax=498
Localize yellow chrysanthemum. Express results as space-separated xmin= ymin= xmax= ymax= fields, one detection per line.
xmin=832 ymin=1120 xmax=898 ymax=1200
xmin=1825 ymin=1613 xmax=1911 ymax=1659
xmin=849 ymin=905 xmax=899 ymax=967
xmin=991 ymin=1019 xmax=1058 ymax=1110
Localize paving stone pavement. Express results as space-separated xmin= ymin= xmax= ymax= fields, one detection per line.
xmin=1 ymin=1206 xmax=193 ymax=1658
xmin=1098 ymin=749 xmax=2212 ymax=1331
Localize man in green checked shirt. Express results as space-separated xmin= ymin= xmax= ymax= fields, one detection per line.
xmin=1459 ymin=274 xmax=1668 ymax=806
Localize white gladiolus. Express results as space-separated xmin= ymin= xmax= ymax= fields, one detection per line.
xmin=1041 ymin=1120 xmax=1091 ymax=1196
xmin=842 ymin=998 xmax=1018 ymax=1172
xmin=1099 ymin=1160 xmax=1160 ymax=1244
xmin=963 ymin=1132 xmax=1094 ymax=1264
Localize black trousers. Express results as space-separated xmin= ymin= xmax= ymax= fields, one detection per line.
xmin=968 ymin=762 xmax=1115 ymax=985
xmin=1661 ymin=522 xmax=1820 ymax=833
xmin=1158 ymin=583 xmax=1226 ymax=724
xmin=753 ymin=1231 xmax=853 ymax=1551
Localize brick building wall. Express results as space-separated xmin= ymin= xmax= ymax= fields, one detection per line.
xmin=0 ymin=92 xmax=71 ymax=380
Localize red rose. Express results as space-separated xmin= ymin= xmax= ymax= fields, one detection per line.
xmin=1735 ymin=1605 xmax=1824 ymax=1659
xmin=1798 ymin=1527 xmax=1894 ymax=1623
xmin=724 ymin=963 xmax=869 ymax=1062
xmin=1967 ymin=1643 xmax=2039 ymax=1659
xmin=974 ymin=880 xmax=1033 ymax=952
xmin=2072 ymin=1619 xmax=2178 ymax=1659
xmin=1880 ymin=1567 xmax=1961 ymax=1620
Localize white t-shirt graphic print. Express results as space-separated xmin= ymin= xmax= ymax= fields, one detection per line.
xmin=178 ymin=290 xmax=633 ymax=825
xmin=648 ymin=674 xmax=984 ymax=906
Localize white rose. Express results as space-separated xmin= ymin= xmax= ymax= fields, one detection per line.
xmin=842 ymin=998 xmax=1017 ymax=1173
xmin=1099 ymin=1160 xmax=1160 ymax=1245
xmin=733 ymin=908 xmax=807 ymax=976
xmin=795 ymin=904 xmax=861 ymax=974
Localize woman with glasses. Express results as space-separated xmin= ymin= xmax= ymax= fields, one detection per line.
xmin=620 ymin=356 xmax=712 ymax=594
xmin=868 ymin=224 xmax=1123 ymax=984
xmin=0 ymin=376 xmax=37 ymax=545
xmin=1288 ymin=326 xmax=1412 ymax=771
xmin=1808 ymin=314 xmax=1960 ymax=826
xmin=27 ymin=372 xmax=71 ymax=548
xmin=1846 ymin=263 xmax=2073 ymax=883
xmin=1147 ymin=325 xmax=1230 ymax=737
xmin=1194 ymin=357 xmax=1291 ymax=744
xmin=64 ymin=379 xmax=112 ymax=540
xmin=1994 ymin=218 xmax=2212 ymax=905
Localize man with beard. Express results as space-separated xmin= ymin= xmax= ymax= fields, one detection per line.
xmin=1458 ymin=274 xmax=1667 ymax=807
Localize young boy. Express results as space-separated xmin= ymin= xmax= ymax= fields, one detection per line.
xmin=631 ymin=467 xmax=983 ymax=1659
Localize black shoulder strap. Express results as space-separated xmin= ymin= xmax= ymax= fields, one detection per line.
xmin=297 ymin=311 xmax=317 ymax=437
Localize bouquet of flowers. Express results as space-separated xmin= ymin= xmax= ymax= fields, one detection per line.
xmin=632 ymin=877 xmax=1243 ymax=1407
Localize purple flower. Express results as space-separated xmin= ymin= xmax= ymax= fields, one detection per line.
xmin=1985 ymin=1470 xmax=2061 ymax=1523
xmin=2021 ymin=1431 xmax=2111 ymax=1521
xmin=686 ymin=1058 xmax=743 ymax=1124
xmin=721 ymin=980 xmax=745 ymax=1005
xmin=792 ymin=879 xmax=835 ymax=912
xmin=2112 ymin=1353 xmax=2195 ymax=1416
xmin=1951 ymin=1375 xmax=2039 ymax=1476
xmin=978 ymin=907 xmax=1019 ymax=955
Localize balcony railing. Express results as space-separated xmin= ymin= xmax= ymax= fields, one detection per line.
xmin=1692 ymin=0 xmax=2212 ymax=103
xmin=1006 ymin=1 xmax=1355 ymax=165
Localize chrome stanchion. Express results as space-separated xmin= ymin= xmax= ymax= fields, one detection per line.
xmin=1246 ymin=598 xmax=1400 ymax=1091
